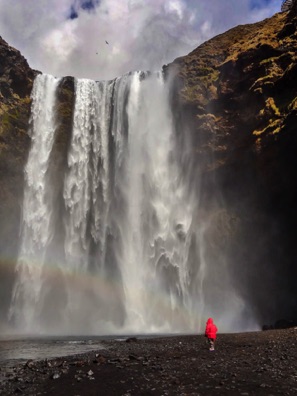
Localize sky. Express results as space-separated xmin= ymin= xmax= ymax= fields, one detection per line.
xmin=0 ymin=0 xmax=283 ymax=80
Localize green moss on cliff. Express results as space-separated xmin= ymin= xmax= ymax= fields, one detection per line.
xmin=170 ymin=6 xmax=297 ymax=175
xmin=1 ymin=110 xmax=20 ymax=128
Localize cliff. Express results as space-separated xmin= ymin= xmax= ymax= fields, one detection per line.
xmin=168 ymin=5 xmax=297 ymax=324
xmin=170 ymin=2 xmax=297 ymax=321
xmin=0 ymin=37 xmax=37 ymax=320
xmin=1 ymin=5 xmax=297 ymax=326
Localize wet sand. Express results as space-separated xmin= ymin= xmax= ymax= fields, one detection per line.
xmin=1 ymin=328 xmax=297 ymax=395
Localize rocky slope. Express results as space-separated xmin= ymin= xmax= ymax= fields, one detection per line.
xmin=1 ymin=5 xmax=297 ymax=327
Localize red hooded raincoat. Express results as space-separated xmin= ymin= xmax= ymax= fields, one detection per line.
xmin=205 ymin=318 xmax=218 ymax=339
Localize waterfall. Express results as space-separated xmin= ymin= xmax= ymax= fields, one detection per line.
xmin=9 ymin=70 xmax=254 ymax=335
xmin=8 ymin=74 xmax=61 ymax=332
xmin=119 ymin=71 xmax=195 ymax=331
xmin=62 ymin=78 xmax=115 ymax=326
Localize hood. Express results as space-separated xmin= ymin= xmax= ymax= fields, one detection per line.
xmin=206 ymin=318 xmax=213 ymax=324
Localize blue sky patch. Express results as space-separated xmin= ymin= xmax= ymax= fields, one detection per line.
xmin=250 ymin=0 xmax=275 ymax=10
xmin=69 ymin=0 xmax=100 ymax=19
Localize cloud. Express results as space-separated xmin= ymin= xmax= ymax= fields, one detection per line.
xmin=0 ymin=0 xmax=282 ymax=80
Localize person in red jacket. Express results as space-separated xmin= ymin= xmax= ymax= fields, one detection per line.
xmin=204 ymin=317 xmax=218 ymax=351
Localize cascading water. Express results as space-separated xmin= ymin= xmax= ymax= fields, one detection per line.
xmin=9 ymin=70 xmax=254 ymax=335
xmin=8 ymin=74 xmax=61 ymax=332
xmin=119 ymin=72 xmax=195 ymax=332
xmin=62 ymin=78 xmax=115 ymax=327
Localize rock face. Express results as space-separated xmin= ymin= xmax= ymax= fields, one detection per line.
xmin=168 ymin=6 xmax=297 ymax=323
xmin=1 ymin=6 xmax=297 ymax=327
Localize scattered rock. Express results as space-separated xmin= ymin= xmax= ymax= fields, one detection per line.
xmin=125 ymin=337 xmax=137 ymax=343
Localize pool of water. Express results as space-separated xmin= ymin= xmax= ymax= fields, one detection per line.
xmin=0 ymin=335 xmax=107 ymax=384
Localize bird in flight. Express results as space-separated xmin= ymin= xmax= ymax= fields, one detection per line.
xmin=105 ymin=40 xmax=109 ymax=45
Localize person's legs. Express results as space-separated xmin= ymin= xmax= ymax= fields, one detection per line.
xmin=209 ymin=338 xmax=215 ymax=350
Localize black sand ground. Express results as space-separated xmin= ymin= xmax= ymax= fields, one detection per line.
xmin=1 ymin=328 xmax=297 ymax=395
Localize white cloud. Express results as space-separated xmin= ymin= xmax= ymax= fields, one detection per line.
xmin=0 ymin=0 xmax=282 ymax=80
xmin=42 ymin=22 xmax=77 ymax=60
xmin=165 ymin=0 xmax=185 ymax=18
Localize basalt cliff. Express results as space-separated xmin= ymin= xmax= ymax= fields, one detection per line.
xmin=1 ymin=5 xmax=297 ymax=328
